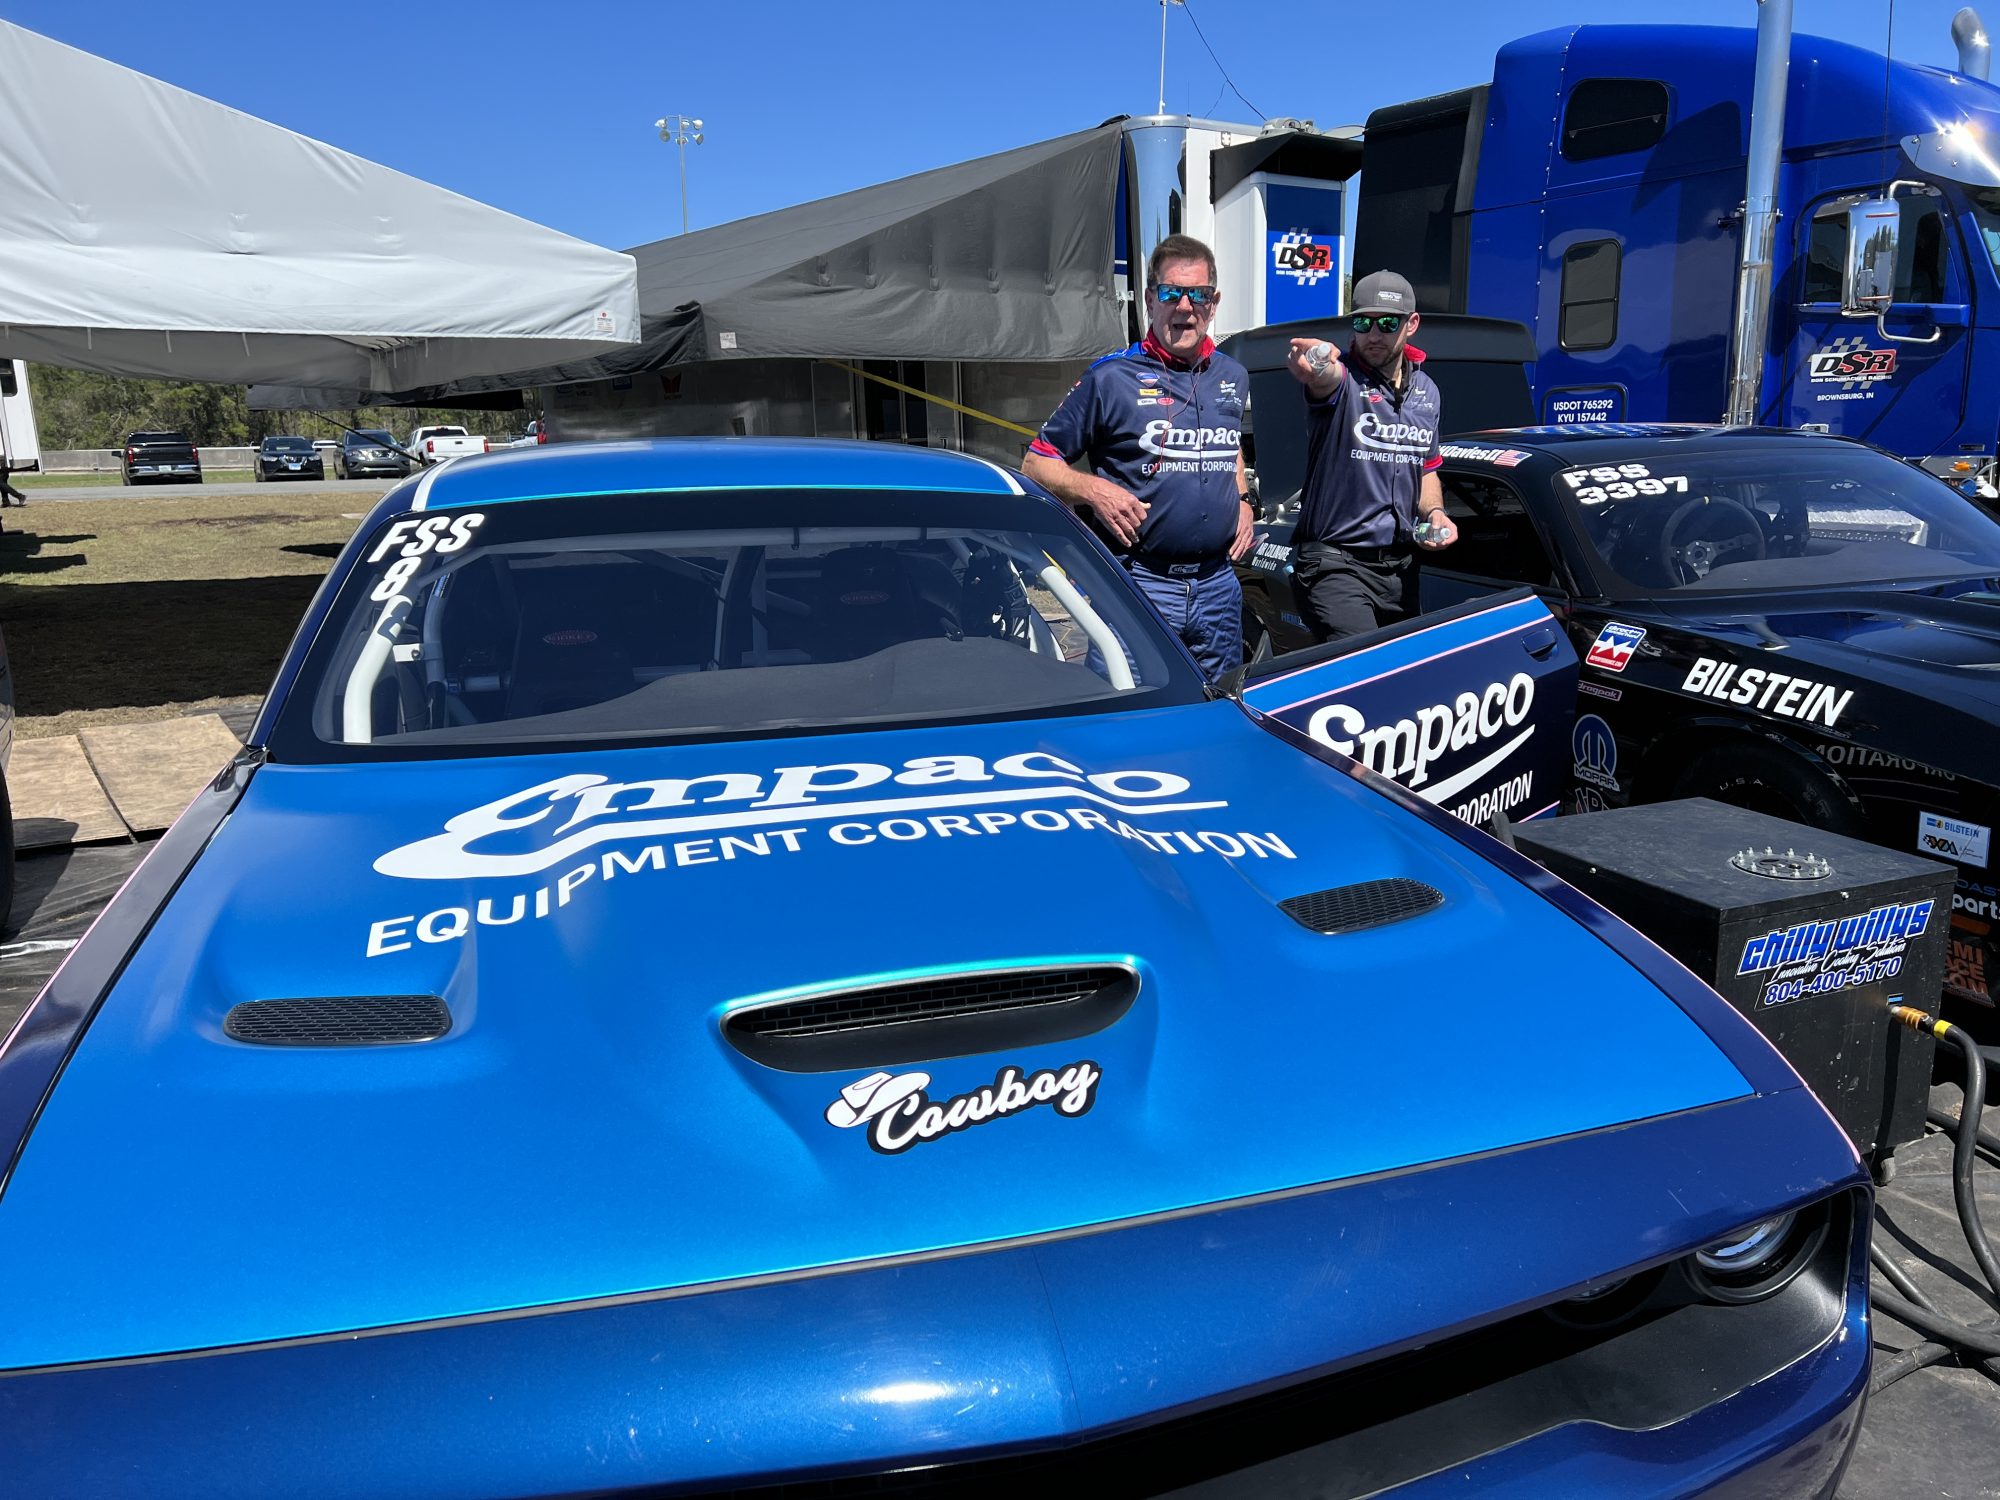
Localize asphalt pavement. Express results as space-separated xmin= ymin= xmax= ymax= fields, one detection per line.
xmin=18 ymin=476 xmax=398 ymax=502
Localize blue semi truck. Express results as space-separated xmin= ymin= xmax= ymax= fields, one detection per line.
xmin=1353 ymin=17 xmax=2000 ymax=491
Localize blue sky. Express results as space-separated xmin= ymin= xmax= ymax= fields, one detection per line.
xmin=7 ymin=1 xmax=1989 ymax=251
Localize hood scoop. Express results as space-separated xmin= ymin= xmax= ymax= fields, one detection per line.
xmin=223 ymin=996 xmax=452 ymax=1046
xmin=1280 ymin=878 xmax=1443 ymax=935
xmin=725 ymin=965 xmax=1138 ymax=1073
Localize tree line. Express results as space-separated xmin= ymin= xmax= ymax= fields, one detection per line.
xmin=25 ymin=365 xmax=538 ymax=450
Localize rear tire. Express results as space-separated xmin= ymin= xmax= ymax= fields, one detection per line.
xmin=0 ymin=769 xmax=15 ymax=933
xmin=1670 ymin=742 xmax=1866 ymax=838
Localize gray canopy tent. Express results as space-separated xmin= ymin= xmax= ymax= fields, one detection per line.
xmin=0 ymin=20 xmax=638 ymax=395
xmin=252 ymin=122 xmax=1128 ymax=409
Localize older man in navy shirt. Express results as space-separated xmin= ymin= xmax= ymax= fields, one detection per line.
xmin=1023 ymin=233 xmax=1254 ymax=680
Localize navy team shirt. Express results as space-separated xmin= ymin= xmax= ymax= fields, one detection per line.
xmin=1030 ymin=332 xmax=1247 ymax=562
xmin=1295 ymin=346 xmax=1443 ymax=549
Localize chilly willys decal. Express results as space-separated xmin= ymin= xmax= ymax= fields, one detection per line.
xmin=363 ymin=751 xmax=1296 ymax=956
xmin=1737 ymin=898 xmax=1934 ymax=1008
xmin=825 ymin=1062 xmax=1102 ymax=1155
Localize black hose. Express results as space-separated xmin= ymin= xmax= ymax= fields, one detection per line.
xmin=1870 ymin=1340 xmax=1957 ymax=1394
xmin=1870 ymin=1243 xmax=1936 ymax=1310
xmin=1933 ymin=1026 xmax=2000 ymax=1304
xmin=1928 ymin=1107 xmax=2000 ymax=1170
xmin=1871 ymin=1288 xmax=2000 ymax=1356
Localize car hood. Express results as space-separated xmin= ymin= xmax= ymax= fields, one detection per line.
xmin=1656 ymin=583 xmax=2000 ymax=709
xmin=0 ymin=702 xmax=1757 ymax=1367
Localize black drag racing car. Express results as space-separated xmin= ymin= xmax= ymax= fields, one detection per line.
xmin=1238 ymin=423 xmax=2000 ymax=1011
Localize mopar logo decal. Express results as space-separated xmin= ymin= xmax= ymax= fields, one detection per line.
xmin=1681 ymin=658 xmax=1853 ymax=727
xmin=1572 ymin=714 xmax=1619 ymax=792
xmin=825 ymin=1063 xmax=1102 ymax=1155
xmin=1308 ymin=673 xmax=1534 ymax=791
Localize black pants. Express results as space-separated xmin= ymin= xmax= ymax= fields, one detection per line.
xmin=1294 ymin=541 xmax=1417 ymax=644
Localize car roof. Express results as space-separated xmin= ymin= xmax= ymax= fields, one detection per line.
xmin=376 ymin=437 xmax=1028 ymax=513
xmin=1448 ymin=423 xmax=1876 ymax=461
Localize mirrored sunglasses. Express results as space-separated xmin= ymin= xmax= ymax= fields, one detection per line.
xmin=1350 ymin=314 xmax=1406 ymax=334
xmin=1151 ymin=283 xmax=1218 ymax=307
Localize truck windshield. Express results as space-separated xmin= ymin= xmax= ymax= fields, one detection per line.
xmin=1556 ymin=445 xmax=2000 ymax=594
xmin=268 ymin=488 xmax=1204 ymax=763
xmin=1968 ymin=187 xmax=2000 ymax=270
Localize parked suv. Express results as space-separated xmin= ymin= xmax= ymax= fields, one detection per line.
xmin=335 ymin=429 xmax=412 ymax=480
xmin=253 ymin=436 xmax=325 ymax=482
xmin=120 ymin=431 xmax=202 ymax=485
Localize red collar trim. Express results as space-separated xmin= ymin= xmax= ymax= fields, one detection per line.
xmin=1141 ymin=331 xmax=1215 ymax=369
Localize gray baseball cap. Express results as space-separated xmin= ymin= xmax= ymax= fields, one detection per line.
xmin=1349 ymin=270 xmax=1418 ymax=318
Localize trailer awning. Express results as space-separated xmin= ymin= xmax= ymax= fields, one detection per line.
xmin=0 ymin=21 xmax=638 ymax=396
xmin=272 ymin=122 xmax=1128 ymax=406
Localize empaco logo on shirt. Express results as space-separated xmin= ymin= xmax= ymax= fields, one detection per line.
xmin=1351 ymin=410 xmax=1432 ymax=455
xmin=1138 ymin=419 xmax=1241 ymax=460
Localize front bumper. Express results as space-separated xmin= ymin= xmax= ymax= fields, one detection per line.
xmin=0 ymin=1088 xmax=1866 ymax=1498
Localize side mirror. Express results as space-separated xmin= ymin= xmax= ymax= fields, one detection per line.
xmin=1842 ymin=198 xmax=1901 ymax=314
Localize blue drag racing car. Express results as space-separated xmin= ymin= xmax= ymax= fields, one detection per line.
xmin=0 ymin=440 xmax=1869 ymax=1497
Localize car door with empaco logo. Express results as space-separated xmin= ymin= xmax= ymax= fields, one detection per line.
xmin=1239 ymin=588 xmax=1578 ymax=831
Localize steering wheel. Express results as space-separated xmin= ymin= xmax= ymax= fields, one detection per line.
xmin=1659 ymin=496 xmax=1767 ymax=583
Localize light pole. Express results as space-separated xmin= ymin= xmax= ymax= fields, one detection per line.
xmin=654 ymin=114 xmax=705 ymax=235
xmin=1156 ymin=0 xmax=1183 ymax=115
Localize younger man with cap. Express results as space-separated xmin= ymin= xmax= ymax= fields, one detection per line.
xmin=1285 ymin=269 xmax=1457 ymax=643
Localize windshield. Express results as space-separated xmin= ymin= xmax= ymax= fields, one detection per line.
xmin=352 ymin=430 xmax=395 ymax=446
xmin=1969 ymin=187 xmax=2000 ymax=271
xmin=1558 ymin=445 xmax=2000 ymax=595
xmin=264 ymin=437 xmax=313 ymax=453
xmin=270 ymin=488 xmax=1204 ymax=762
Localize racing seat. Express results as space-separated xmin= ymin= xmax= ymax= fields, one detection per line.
xmin=504 ymin=567 xmax=641 ymax=718
xmin=807 ymin=547 xmax=959 ymax=662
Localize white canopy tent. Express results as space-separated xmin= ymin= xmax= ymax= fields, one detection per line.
xmin=0 ymin=21 xmax=638 ymax=396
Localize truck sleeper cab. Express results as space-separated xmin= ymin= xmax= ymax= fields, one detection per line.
xmin=1353 ymin=24 xmax=2000 ymax=493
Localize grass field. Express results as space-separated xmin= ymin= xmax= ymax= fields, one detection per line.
xmin=0 ymin=491 xmax=378 ymax=738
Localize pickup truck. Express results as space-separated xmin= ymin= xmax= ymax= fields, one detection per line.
xmin=121 ymin=431 xmax=202 ymax=485
xmin=407 ymin=426 xmax=489 ymax=467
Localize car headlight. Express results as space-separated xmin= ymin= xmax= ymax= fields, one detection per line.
xmin=1683 ymin=1207 xmax=1826 ymax=1304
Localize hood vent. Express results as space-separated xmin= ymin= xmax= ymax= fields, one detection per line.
xmin=725 ymin=965 xmax=1137 ymax=1073
xmin=1281 ymin=878 xmax=1443 ymax=935
xmin=224 ymin=996 xmax=452 ymax=1046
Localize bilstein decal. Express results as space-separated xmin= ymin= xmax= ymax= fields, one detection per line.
xmin=825 ymin=1063 xmax=1102 ymax=1155
xmin=1681 ymin=658 xmax=1853 ymax=727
